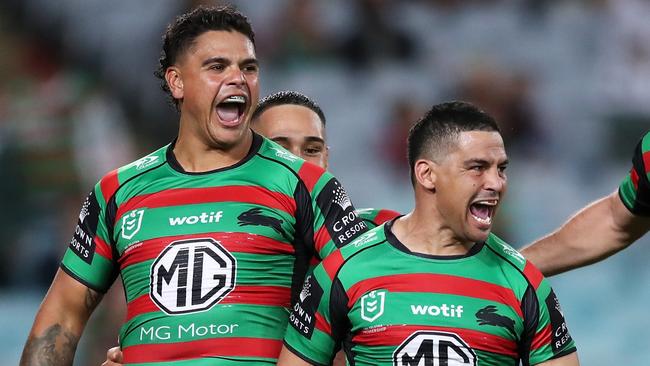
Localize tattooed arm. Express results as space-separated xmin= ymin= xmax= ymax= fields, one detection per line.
xmin=20 ymin=269 xmax=103 ymax=366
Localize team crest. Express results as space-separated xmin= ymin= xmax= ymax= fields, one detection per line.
xmin=122 ymin=209 xmax=145 ymax=240
xmin=361 ymin=290 xmax=386 ymax=322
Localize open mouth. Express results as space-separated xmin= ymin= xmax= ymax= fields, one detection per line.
xmin=469 ymin=199 xmax=498 ymax=226
xmin=215 ymin=95 xmax=247 ymax=126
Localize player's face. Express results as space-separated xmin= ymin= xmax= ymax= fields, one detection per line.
xmin=253 ymin=104 xmax=329 ymax=169
xmin=433 ymin=131 xmax=508 ymax=243
xmin=171 ymin=30 xmax=259 ymax=149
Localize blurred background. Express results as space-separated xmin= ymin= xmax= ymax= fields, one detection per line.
xmin=1 ymin=0 xmax=649 ymax=364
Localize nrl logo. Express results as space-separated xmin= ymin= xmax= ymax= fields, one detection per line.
xmin=271 ymin=147 xmax=298 ymax=162
xmin=361 ymin=290 xmax=386 ymax=322
xmin=299 ymin=276 xmax=312 ymax=302
xmin=122 ymin=209 xmax=145 ymax=240
xmin=133 ymin=155 xmax=160 ymax=170
xmin=501 ymin=244 xmax=525 ymax=264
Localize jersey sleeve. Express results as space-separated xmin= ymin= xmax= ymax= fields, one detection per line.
xmin=296 ymin=162 xmax=368 ymax=260
xmin=527 ymin=274 xmax=577 ymax=364
xmin=356 ymin=208 xmax=401 ymax=229
xmin=284 ymin=258 xmax=344 ymax=366
xmin=618 ymin=130 xmax=650 ymax=216
xmin=60 ymin=183 xmax=118 ymax=293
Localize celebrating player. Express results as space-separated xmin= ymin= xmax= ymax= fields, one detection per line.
xmin=279 ymin=101 xmax=579 ymax=365
xmin=20 ymin=7 xmax=368 ymax=366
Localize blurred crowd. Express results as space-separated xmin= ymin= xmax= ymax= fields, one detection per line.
xmin=1 ymin=0 xmax=649 ymax=364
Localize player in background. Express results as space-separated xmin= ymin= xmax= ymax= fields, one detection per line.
xmin=21 ymin=6 xmax=368 ymax=366
xmin=520 ymin=131 xmax=650 ymax=275
xmin=278 ymin=101 xmax=579 ymax=366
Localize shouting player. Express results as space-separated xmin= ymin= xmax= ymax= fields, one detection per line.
xmin=279 ymin=101 xmax=579 ymax=365
xmin=21 ymin=7 xmax=368 ymax=365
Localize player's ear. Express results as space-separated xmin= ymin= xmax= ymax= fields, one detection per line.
xmin=414 ymin=159 xmax=436 ymax=191
xmin=166 ymin=66 xmax=184 ymax=99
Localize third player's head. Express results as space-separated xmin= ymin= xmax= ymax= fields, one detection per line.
xmin=157 ymin=5 xmax=260 ymax=150
xmin=407 ymin=101 xmax=508 ymax=244
xmin=251 ymin=91 xmax=329 ymax=169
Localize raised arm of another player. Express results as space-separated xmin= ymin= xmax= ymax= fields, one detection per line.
xmin=521 ymin=131 xmax=650 ymax=276
xmin=20 ymin=269 xmax=103 ymax=366
xmin=277 ymin=346 xmax=314 ymax=366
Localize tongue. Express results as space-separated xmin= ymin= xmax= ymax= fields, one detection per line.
xmin=470 ymin=204 xmax=490 ymax=219
xmin=216 ymin=104 xmax=240 ymax=123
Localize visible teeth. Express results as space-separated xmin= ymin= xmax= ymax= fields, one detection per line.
xmin=474 ymin=200 xmax=497 ymax=206
xmin=224 ymin=95 xmax=246 ymax=104
xmin=471 ymin=214 xmax=492 ymax=225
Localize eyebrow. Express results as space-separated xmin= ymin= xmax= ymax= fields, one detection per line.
xmin=201 ymin=57 xmax=259 ymax=67
xmin=463 ymin=158 xmax=509 ymax=166
xmin=270 ymin=136 xmax=326 ymax=144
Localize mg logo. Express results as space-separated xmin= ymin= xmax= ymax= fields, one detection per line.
xmin=122 ymin=209 xmax=145 ymax=240
xmin=150 ymin=238 xmax=236 ymax=315
xmin=393 ymin=331 xmax=476 ymax=366
xmin=361 ymin=290 xmax=386 ymax=322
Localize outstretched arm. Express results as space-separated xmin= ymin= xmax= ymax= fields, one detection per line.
xmin=20 ymin=269 xmax=103 ymax=366
xmin=520 ymin=191 xmax=649 ymax=276
xmin=522 ymin=131 xmax=650 ymax=276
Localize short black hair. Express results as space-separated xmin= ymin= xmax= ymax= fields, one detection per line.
xmin=407 ymin=101 xmax=501 ymax=183
xmin=155 ymin=5 xmax=255 ymax=110
xmin=252 ymin=90 xmax=326 ymax=126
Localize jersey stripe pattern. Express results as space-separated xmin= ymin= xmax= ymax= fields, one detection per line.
xmin=619 ymin=131 xmax=650 ymax=216
xmin=60 ymin=132 xmax=367 ymax=365
xmin=284 ymin=221 xmax=577 ymax=366
xmin=355 ymin=208 xmax=401 ymax=229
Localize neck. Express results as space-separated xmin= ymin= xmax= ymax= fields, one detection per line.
xmin=173 ymin=128 xmax=253 ymax=173
xmin=392 ymin=202 xmax=474 ymax=256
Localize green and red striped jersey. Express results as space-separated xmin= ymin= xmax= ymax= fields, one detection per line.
xmin=619 ymin=131 xmax=650 ymax=216
xmin=61 ymin=132 xmax=368 ymax=365
xmin=356 ymin=208 xmax=401 ymax=229
xmin=284 ymin=220 xmax=577 ymax=366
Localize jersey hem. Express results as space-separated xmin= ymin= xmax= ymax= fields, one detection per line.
xmin=282 ymin=340 xmax=328 ymax=366
xmin=59 ymin=263 xmax=107 ymax=294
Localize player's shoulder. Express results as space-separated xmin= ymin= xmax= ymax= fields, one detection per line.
xmin=356 ymin=208 xmax=401 ymax=228
xmin=321 ymin=226 xmax=388 ymax=276
xmin=483 ymin=233 xmax=527 ymax=271
xmin=93 ymin=145 xmax=169 ymax=203
xmin=256 ymin=136 xmax=331 ymax=186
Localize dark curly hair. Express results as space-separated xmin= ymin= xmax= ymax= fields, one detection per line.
xmin=155 ymin=5 xmax=255 ymax=110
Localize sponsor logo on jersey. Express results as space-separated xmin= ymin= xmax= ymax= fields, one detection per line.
xmin=352 ymin=230 xmax=378 ymax=248
xmin=69 ymin=191 xmax=100 ymax=264
xmin=150 ymin=238 xmax=236 ymax=315
xmin=121 ymin=209 xmax=145 ymax=240
xmin=545 ymin=289 xmax=573 ymax=352
xmin=475 ymin=305 xmax=515 ymax=336
xmin=393 ymin=331 xmax=476 ymax=366
xmin=361 ymin=290 xmax=386 ymax=322
xmin=237 ymin=208 xmax=288 ymax=239
xmin=168 ymin=211 xmax=223 ymax=226
xmin=289 ymin=274 xmax=323 ymax=339
xmin=411 ymin=304 xmax=464 ymax=318
xmin=299 ymin=275 xmax=313 ymax=302
xmin=271 ymin=147 xmax=298 ymax=162
xmin=132 ymin=155 xmax=160 ymax=170
xmin=318 ymin=179 xmax=368 ymax=247
xmin=139 ymin=322 xmax=239 ymax=342
xmin=501 ymin=243 xmax=525 ymax=264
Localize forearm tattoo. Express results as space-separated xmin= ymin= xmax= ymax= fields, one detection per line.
xmin=20 ymin=324 xmax=78 ymax=366
xmin=20 ymin=288 xmax=103 ymax=366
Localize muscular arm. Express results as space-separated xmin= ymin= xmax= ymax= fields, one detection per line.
xmin=538 ymin=352 xmax=580 ymax=366
xmin=520 ymin=191 xmax=650 ymax=276
xmin=20 ymin=269 xmax=103 ymax=366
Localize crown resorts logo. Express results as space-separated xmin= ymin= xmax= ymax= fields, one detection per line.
xmin=299 ymin=275 xmax=312 ymax=302
xmin=332 ymin=182 xmax=352 ymax=210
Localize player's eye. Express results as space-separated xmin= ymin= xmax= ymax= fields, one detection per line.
xmin=304 ymin=146 xmax=323 ymax=156
xmin=243 ymin=64 xmax=259 ymax=73
xmin=210 ymin=64 xmax=225 ymax=71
